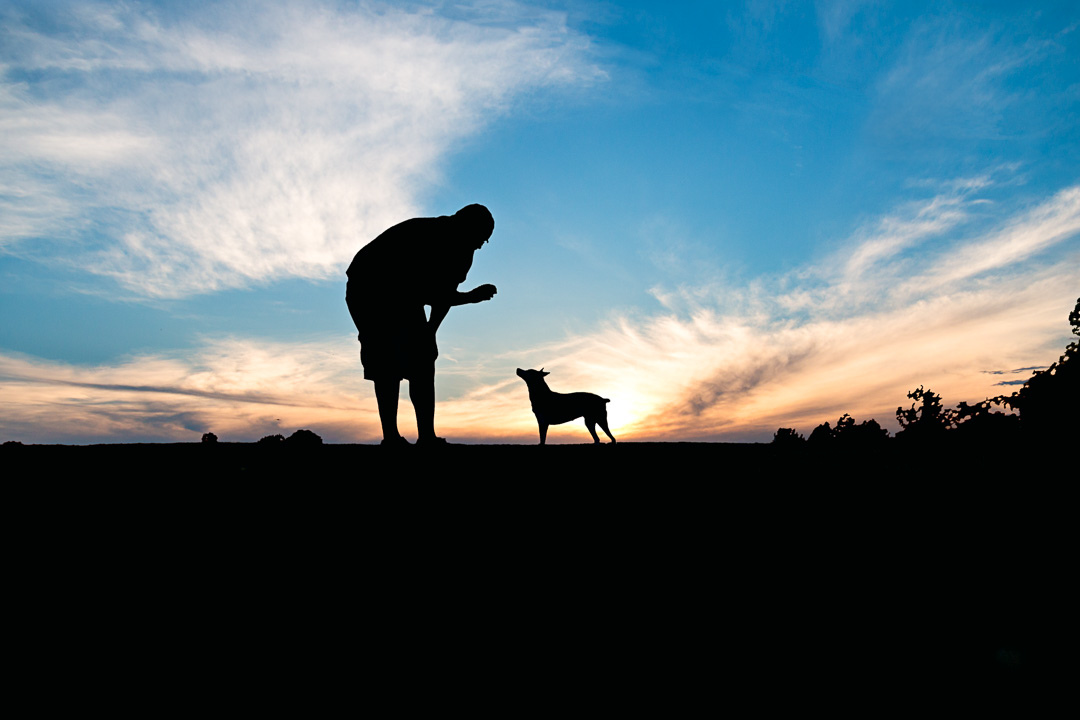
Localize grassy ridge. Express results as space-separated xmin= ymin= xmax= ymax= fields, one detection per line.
xmin=5 ymin=440 xmax=1066 ymax=704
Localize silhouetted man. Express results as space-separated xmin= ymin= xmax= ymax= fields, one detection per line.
xmin=346 ymin=204 xmax=497 ymax=446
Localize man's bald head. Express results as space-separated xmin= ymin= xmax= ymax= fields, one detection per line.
xmin=454 ymin=204 xmax=494 ymax=246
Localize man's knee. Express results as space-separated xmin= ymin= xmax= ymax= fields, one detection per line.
xmin=407 ymin=362 xmax=435 ymax=381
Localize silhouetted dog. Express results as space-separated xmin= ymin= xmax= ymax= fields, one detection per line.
xmin=516 ymin=368 xmax=616 ymax=445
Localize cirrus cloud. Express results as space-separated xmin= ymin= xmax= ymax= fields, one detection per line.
xmin=0 ymin=0 xmax=603 ymax=296
xmin=3 ymin=177 xmax=1075 ymax=444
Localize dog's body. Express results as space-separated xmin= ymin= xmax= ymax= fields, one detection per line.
xmin=516 ymin=368 xmax=616 ymax=445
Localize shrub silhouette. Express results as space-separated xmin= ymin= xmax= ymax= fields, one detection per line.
xmin=784 ymin=299 xmax=1076 ymax=447
xmin=772 ymin=427 xmax=805 ymax=445
xmin=803 ymin=414 xmax=888 ymax=446
xmin=258 ymin=434 xmax=285 ymax=445
xmin=1001 ymin=296 xmax=1079 ymax=441
xmin=806 ymin=421 xmax=832 ymax=445
xmin=835 ymin=414 xmax=889 ymax=445
xmin=895 ymin=386 xmax=953 ymax=441
xmin=202 ymin=432 xmax=218 ymax=444
xmin=285 ymin=429 xmax=323 ymax=447
xmin=952 ymin=398 xmax=1019 ymax=440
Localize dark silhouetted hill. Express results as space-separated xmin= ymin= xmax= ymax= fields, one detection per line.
xmin=3 ymin=438 xmax=1065 ymax=706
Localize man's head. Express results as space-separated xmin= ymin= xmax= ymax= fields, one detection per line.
xmin=454 ymin=204 xmax=494 ymax=248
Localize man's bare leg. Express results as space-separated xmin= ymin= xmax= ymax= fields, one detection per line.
xmin=410 ymin=365 xmax=439 ymax=443
xmin=374 ymin=379 xmax=402 ymax=442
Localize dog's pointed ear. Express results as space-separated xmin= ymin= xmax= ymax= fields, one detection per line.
xmin=541 ymin=368 xmax=549 ymax=377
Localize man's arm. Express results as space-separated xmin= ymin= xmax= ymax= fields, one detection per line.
xmin=428 ymin=285 xmax=497 ymax=331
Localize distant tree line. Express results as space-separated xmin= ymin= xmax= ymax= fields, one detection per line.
xmin=200 ymin=429 xmax=324 ymax=446
xmin=775 ymin=297 xmax=1079 ymax=447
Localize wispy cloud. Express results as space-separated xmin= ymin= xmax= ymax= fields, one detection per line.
xmin=0 ymin=337 xmax=373 ymax=443
xmin=0 ymin=333 xmax=552 ymax=444
xmin=814 ymin=0 xmax=875 ymax=44
xmin=503 ymin=180 xmax=1080 ymax=441
xmin=0 ymin=0 xmax=602 ymax=296
xmin=870 ymin=11 xmax=1064 ymax=145
xmin=4 ymin=179 xmax=1075 ymax=444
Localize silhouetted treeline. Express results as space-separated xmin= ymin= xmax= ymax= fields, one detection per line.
xmin=255 ymin=429 xmax=324 ymax=446
xmin=777 ymin=297 xmax=1079 ymax=447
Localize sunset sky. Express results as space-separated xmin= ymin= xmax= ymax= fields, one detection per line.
xmin=2 ymin=0 xmax=1078 ymax=444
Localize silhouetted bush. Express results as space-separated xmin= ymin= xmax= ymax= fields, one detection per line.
xmin=793 ymin=299 xmax=1076 ymax=449
xmin=895 ymin=386 xmax=953 ymax=441
xmin=202 ymin=432 xmax=218 ymax=444
xmin=951 ymin=398 xmax=1019 ymax=441
xmin=834 ymin=415 xmax=889 ymax=445
xmin=806 ymin=414 xmax=888 ymax=446
xmin=3 ymin=440 xmax=23 ymax=446
xmin=772 ymin=427 xmax=805 ymax=445
xmin=806 ymin=421 xmax=833 ymax=445
xmin=257 ymin=434 xmax=285 ymax=445
xmin=1001 ymin=296 xmax=1079 ymax=441
xmin=285 ymin=429 xmax=323 ymax=447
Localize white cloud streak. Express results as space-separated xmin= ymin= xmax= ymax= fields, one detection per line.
xmin=870 ymin=12 xmax=1063 ymax=144
xmin=496 ymin=180 xmax=1080 ymax=441
xmin=0 ymin=337 xmax=376 ymax=443
xmin=0 ymin=0 xmax=602 ymax=295
xmin=3 ymin=180 xmax=1076 ymax=444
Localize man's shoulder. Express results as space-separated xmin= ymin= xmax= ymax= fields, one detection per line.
xmin=369 ymin=215 xmax=449 ymax=250
xmin=390 ymin=215 xmax=449 ymax=239
xmin=347 ymin=215 xmax=449 ymax=277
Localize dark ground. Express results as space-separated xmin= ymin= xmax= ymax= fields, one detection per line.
xmin=4 ymin=440 xmax=1070 ymax=709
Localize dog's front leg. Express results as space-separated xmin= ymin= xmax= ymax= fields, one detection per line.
xmin=538 ymin=422 xmax=548 ymax=445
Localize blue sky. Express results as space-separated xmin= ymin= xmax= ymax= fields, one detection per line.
xmin=1 ymin=0 xmax=1078 ymax=443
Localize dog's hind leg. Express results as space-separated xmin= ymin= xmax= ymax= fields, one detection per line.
xmin=598 ymin=414 xmax=616 ymax=444
xmin=585 ymin=418 xmax=601 ymax=444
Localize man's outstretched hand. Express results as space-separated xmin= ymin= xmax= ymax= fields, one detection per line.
xmin=470 ymin=284 xmax=497 ymax=303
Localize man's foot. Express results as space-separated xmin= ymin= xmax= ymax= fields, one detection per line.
xmin=415 ymin=436 xmax=448 ymax=448
xmin=381 ymin=435 xmax=411 ymax=448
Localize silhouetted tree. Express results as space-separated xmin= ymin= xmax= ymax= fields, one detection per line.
xmin=834 ymin=415 xmax=889 ymax=445
xmin=806 ymin=414 xmax=889 ymax=446
xmin=285 ymin=429 xmax=323 ymax=447
xmin=202 ymin=432 xmax=218 ymax=444
xmin=258 ymin=434 xmax=285 ymax=445
xmin=772 ymin=427 xmax=805 ymax=445
xmin=952 ymin=398 xmax=1019 ymax=441
xmin=806 ymin=421 xmax=833 ymax=445
xmin=1001 ymin=296 xmax=1079 ymax=441
xmin=788 ymin=301 xmax=1075 ymax=450
xmin=896 ymin=386 xmax=953 ymax=441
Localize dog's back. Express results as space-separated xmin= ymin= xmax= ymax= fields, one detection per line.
xmin=536 ymin=390 xmax=609 ymax=425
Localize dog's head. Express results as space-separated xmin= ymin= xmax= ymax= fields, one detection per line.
xmin=516 ymin=367 xmax=549 ymax=386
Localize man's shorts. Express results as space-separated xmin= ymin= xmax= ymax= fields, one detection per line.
xmin=346 ymin=286 xmax=436 ymax=381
